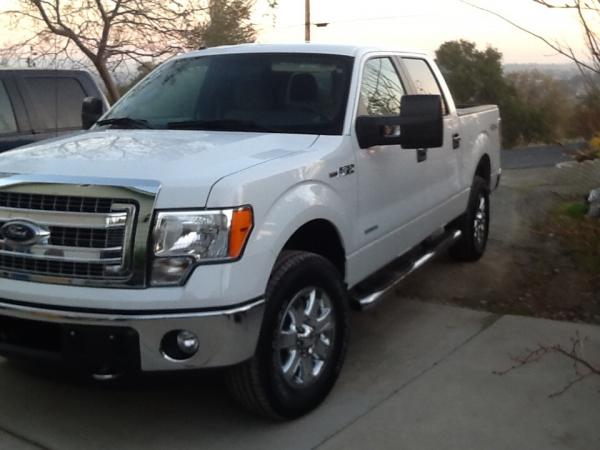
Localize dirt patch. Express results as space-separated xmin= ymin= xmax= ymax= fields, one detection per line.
xmin=398 ymin=162 xmax=600 ymax=325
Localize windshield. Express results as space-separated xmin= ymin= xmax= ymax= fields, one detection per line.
xmin=103 ymin=53 xmax=354 ymax=135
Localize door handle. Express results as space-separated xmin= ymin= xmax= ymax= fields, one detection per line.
xmin=452 ymin=133 xmax=461 ymax=149
xmin=416 ymin=148 xmax=427 ymax=163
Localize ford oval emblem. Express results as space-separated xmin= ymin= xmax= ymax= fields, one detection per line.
xmin=0 ymin=220 xmax=50 ymax=246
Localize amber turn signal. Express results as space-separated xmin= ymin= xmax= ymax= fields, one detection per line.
xmin=229 ymin=207 xmax=253 ymax=258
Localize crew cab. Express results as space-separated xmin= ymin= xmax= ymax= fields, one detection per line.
xmin=0 ymin=44 xmax=500 ymax=419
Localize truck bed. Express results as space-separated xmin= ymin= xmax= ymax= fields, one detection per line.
xmin=456 ymin=105 xmax=498 ymax=116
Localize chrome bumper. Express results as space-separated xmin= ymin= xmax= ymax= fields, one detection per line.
xmin=0 ymin=298 xmax=264 ymax=371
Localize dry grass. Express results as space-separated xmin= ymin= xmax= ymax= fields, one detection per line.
xmin=546 ymin=201 xmax=600 ymax=274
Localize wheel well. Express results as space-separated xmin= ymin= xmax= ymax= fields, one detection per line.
xmin=282 ymin=219 xmax=346 ymax=278
xmin=475 ymin=154 xmax=491 ymax=188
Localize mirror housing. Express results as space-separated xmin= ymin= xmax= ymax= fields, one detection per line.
xmin=81 ymin=96 xmax=104 ymax=129
xmin=355 ymin=95 xmax=443 ymax=150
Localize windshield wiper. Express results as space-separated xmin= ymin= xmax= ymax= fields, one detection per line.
xmin=167 ymin=119 xmax=276 ymax=132
xmin=96 ymin=117 xmax=152 ymax=129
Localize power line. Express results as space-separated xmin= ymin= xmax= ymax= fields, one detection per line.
xmin=273 ymin=12 xmax=438 ymax=30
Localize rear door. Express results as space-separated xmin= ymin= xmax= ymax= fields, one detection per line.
xmin=399 ymin=57 xmax=463 ymax=217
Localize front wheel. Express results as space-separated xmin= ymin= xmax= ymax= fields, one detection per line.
xmin=226 ymin=251 xmax=349 ymax=419
xmin=449 ymin=176 xmax=490 ymax=261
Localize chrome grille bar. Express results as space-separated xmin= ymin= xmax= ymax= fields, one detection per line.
xmin=0 ymin=207 xmax=128 ymax=228
xmin=0 ymin=245 xmax=123 ymax=264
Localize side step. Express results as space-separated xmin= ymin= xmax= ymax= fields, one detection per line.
xmin=350 ymin=229 xmax=462 ymax=310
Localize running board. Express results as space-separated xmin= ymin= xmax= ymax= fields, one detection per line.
xmin=350 ymin=229 xmax=462 ymax=310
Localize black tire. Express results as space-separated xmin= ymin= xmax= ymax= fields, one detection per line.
xmin=449 ymin=176 xmax=490 ymax=261
xmin=226 ymin=250 xmax=349 ymax=420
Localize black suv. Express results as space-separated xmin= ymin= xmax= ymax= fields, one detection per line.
xmin=0 ymin=69 xmax=107 ymax=153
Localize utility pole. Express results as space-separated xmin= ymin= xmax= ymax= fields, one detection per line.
xmin=305 ymin=0 xmax=311 ymax=42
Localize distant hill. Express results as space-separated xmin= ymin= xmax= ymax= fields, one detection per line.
xmin=503 ymin=63 xmax=579 ymax=79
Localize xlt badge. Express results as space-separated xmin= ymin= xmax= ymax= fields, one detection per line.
xmin=329 ymin=164 xmax=355 ymax=178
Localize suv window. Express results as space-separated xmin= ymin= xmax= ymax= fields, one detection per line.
xmin=0 ymin=81 xmax=18 ymax=134
xmin=402 ymin=58 xmax=448 ymax=114
xmin=23 ymin=77 xmax=87 ymax=130
xmin=358 ymin=57 xmax=404 ymax=116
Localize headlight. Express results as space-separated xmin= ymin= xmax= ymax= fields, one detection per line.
xmin=150 ymin=206 xmax=253 ymax=286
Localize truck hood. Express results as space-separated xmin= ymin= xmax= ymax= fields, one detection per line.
xmin=0 ymin=129 xmax=318 ymax=208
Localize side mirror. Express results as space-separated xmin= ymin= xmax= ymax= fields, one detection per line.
xmin=81 ymin=96 xmax=104 ymax=129
xmin=355 ymin=95 xmax=443 ymax=149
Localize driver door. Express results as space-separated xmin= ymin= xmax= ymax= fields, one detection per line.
xmin=351 ymin=55 xmax=431 ymax=278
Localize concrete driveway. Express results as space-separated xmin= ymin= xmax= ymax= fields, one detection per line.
xmin=0 ymin=298 xmax=598 ymax=450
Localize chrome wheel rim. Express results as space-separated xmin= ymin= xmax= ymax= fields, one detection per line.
xmin=473 ymin=193 xmax=487 ymax=246
xmin=276 ymin=286 xmax=336 ymax=388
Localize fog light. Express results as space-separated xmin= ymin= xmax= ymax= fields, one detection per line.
xmin=177 ymin=330 xmax=199 ymax=355
xmin=161 ymin=330 xmax=199 ymax=361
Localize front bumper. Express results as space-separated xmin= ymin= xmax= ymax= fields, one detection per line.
xmin=0 ymin=298 xmax=264 ymax=373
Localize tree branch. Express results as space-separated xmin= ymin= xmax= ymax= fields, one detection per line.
xmin=459 ymin=0 xmax=599 ymax=74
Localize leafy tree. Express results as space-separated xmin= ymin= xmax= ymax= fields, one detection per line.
xmin=571 ymin=86 xmax=600 ymax=139
xmin=506 ymin=70 xmax=574 ymax=143
xmin=436 ymin=40 xmax=509 ymax=105
xmin=435 ymin=40 xmax=522 ymax=147
xmin=192 ymin=0 xmax=257 ymax=48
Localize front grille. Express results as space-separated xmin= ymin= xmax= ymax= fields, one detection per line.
xmin=0 ymin=192 xmax=113 ymax=213
xmin=48 ymin=226 xmax=125 ymax=248
xmin=0 ymin=254 xmax=106 ymax=278
xmin=0 ymin=194 xmax=136 ymax=282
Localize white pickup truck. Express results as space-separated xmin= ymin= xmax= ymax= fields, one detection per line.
xmin=0 ymin=44 xmax=500 ymax=418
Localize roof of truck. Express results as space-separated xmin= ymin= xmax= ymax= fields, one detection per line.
xmin=181 ymin=43 xmax=429 ymax=59
xmin=0 ymin=69 xmax=92 ymax=76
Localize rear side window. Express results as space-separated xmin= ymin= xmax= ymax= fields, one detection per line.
xmin=402 ymin=58 xmax=448 ymax=114
xmin=23 ymin=77 xmax=87 ymax=130
xmin=0 ymin=81 xmax=18 ymax=134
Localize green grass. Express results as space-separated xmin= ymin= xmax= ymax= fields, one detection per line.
xmin=560 ymin=201 xmax=588 ymax=219
xmin=549 ymin=201 xmax=600 ymax=272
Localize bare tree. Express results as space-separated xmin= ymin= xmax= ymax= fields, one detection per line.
xmin=2 ymin=1 xmax=210 ymax=103
xmin=460 ymin=0 xmax=600 ymax=76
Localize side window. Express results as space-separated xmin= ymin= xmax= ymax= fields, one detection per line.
xmin=402 ymin=58 xmax=448 ymax=114
xmin=23 ymin=77 xmax=87 ymax=130
xmin=0 ymin=81 xmax=18 ymax=134
xmin=358 ymin=57 xmax=405 ymax=116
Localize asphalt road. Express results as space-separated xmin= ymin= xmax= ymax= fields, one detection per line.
xmin=501 ymin=143 xmax=583 ymax=170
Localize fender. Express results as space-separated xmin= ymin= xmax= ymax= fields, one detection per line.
xmin=251 ymin=180 xmax=351 ymax=287
xmin=463 ymin=131 xmax=492 ymax=187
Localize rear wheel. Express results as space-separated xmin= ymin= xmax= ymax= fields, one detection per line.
xmin=226 ymin=251 xmax=349 ymax=419
xmin=449 ymin=176 xmax=490 ymax=261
